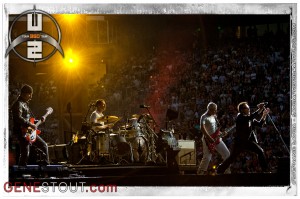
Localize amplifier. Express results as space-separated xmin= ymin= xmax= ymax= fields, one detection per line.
xmin=175 ymin=140 xmax=196 ymax=166
xmin=48 ymin=144 xmax=68 ymax=164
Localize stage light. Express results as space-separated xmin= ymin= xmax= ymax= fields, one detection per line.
xmin=213 ymin=165 xmax=217 ymax=169
xmin=63 ymin=49 xmax=79 ymax=70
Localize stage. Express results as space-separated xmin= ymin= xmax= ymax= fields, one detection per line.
xmin=9 ymin=164 xmax=290 ymax=187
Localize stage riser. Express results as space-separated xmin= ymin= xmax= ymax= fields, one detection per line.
xmin=9 ymin=173 xmax=290 ymax=186
xmin=74 ymin=166 xmax=172 ymax=177
xmin=10 ymin=165 xmax=74 ymax=178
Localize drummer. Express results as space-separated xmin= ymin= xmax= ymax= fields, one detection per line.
xmin=90 ymin=99 xmax=113 ymax=131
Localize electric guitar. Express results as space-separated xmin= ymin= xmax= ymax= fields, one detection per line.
xmin=206 ymin=124 xmax=236 ymax=153
xmin=22 ymin=107 xmax=53 ymax=144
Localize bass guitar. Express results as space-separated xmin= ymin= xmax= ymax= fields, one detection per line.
xmin=22 ymin=107 xmax=53 ymax=144
xmin=206 ymin=124 xmax=236 ymax=153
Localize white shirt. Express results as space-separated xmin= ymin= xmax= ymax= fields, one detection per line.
xmin=90 ymin=110 xmax=104 ymax=131
xmin=200 ymin=113 xmax=217 ymax=135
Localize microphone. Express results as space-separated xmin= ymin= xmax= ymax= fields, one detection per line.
xmin=262 ymin=102 xmax=268 ymax=106
xmin=140 ymin=104 xmax=150 ymax=108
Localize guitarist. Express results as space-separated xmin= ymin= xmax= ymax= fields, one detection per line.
xmin=11 ymin=84 xmax=49 ymax=167
xmin=217 ymin=102 xmax=270 ymax=174
xmin=197 ymin=102 xmax=231 ymax=175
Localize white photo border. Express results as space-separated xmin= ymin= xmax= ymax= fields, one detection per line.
xmin=1 ymin=3 xmax=297 ymax=196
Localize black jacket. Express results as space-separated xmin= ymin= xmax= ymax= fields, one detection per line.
xmin=11 ymin=97 xmax=33 ymax=137
xmin=235 ymin=109 xmax=264 ymax=143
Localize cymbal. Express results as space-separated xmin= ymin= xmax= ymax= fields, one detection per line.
xmin=97 ymin=115 xmax=121 ymax=123
xmin=131 ymin=114 xmax=140 ymax=119
xmin=120 ymin=124 xmax=132 ymax=130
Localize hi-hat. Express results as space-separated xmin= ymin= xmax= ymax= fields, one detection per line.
xmin=97 ymin=115 xmax=121 ymax=123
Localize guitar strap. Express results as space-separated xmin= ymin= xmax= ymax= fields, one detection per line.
xmin=27 ymin=103 xmax=36 ymax=119
xmin=214 ymin=115 xmax=220 ymax=129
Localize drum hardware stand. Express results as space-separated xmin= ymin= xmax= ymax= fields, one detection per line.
xmin=110 ymin=132 xmax=133 ymax=165
xmin=76 ymin=129 xmax=95 ymax=165
xmin=66 ymin=102 xmax=72 ymax=144
xmin=112 ymin=145 xmax=132 ymax=165
xmin=75 ymin=102 xmax=96 ymax=165
xmin=137 ymin=139 xmax=143 ymax=162
xmin=143 ymin=121 xmax=159 ymax=163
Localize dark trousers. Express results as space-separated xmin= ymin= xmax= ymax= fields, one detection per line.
xmin=217 ymin=140 xmax=268 ymax=173
xmin=18 ymin=135 xmax=49 ymax=166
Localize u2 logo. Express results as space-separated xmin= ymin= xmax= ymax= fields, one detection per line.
xmin=5 ymin=7 xmax=64 ymax=63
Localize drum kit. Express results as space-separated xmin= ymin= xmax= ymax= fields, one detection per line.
xmin=75 ymin=114 xmax=160 ymax=165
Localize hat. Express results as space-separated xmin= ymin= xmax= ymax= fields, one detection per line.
xmin=21 ymin=84 xmax=33 ymax=94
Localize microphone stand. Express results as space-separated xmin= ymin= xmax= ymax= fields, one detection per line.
xmin=145 ymin=107 xmax=158 ymax=131
xmin=140 ymin=107 xmax=159 ymax=163
xmin=264 ymin=107 xmax=290 ymax=155
xmin=67 ymin=102 xmax=72 ymax=144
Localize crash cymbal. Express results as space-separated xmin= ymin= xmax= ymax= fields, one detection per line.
xmin=97 ymin=115 xmax=121 ymax=123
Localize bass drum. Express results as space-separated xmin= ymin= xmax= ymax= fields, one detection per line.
xmin=128 ymin=136 xmax=149 ymax=163
xmin=111 ymin=135 xmax=131 ymax=156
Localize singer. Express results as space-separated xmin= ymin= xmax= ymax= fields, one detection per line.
xmin=217 ymin=102 xmax=270 ymax=174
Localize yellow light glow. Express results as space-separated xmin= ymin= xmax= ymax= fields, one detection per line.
xmin=62 ymin=14 xmax=77 ymax=21
xmin=63 ymin=49 xmax=79 ymax=70
xmin=213 ymin=165 xmax=217 ymax=169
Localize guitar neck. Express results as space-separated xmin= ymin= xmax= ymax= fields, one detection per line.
xmin=35 ymin=112 xmax=51 ymax=128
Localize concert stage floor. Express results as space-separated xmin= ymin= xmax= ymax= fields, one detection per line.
xmin=9 ymin=164 xmax=290 ymax=187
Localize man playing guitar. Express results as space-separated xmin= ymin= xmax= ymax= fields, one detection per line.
xmin=11 ymin=84 xmax=49 ymax=166
xmin=197 ymin=102 xmax=231 ymax=175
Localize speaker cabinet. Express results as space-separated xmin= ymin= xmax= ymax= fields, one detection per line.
xmin=48 ymin=144 xmax=68 ymax=164
xmin=176 ymin=140 xmax=196 ymax=165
